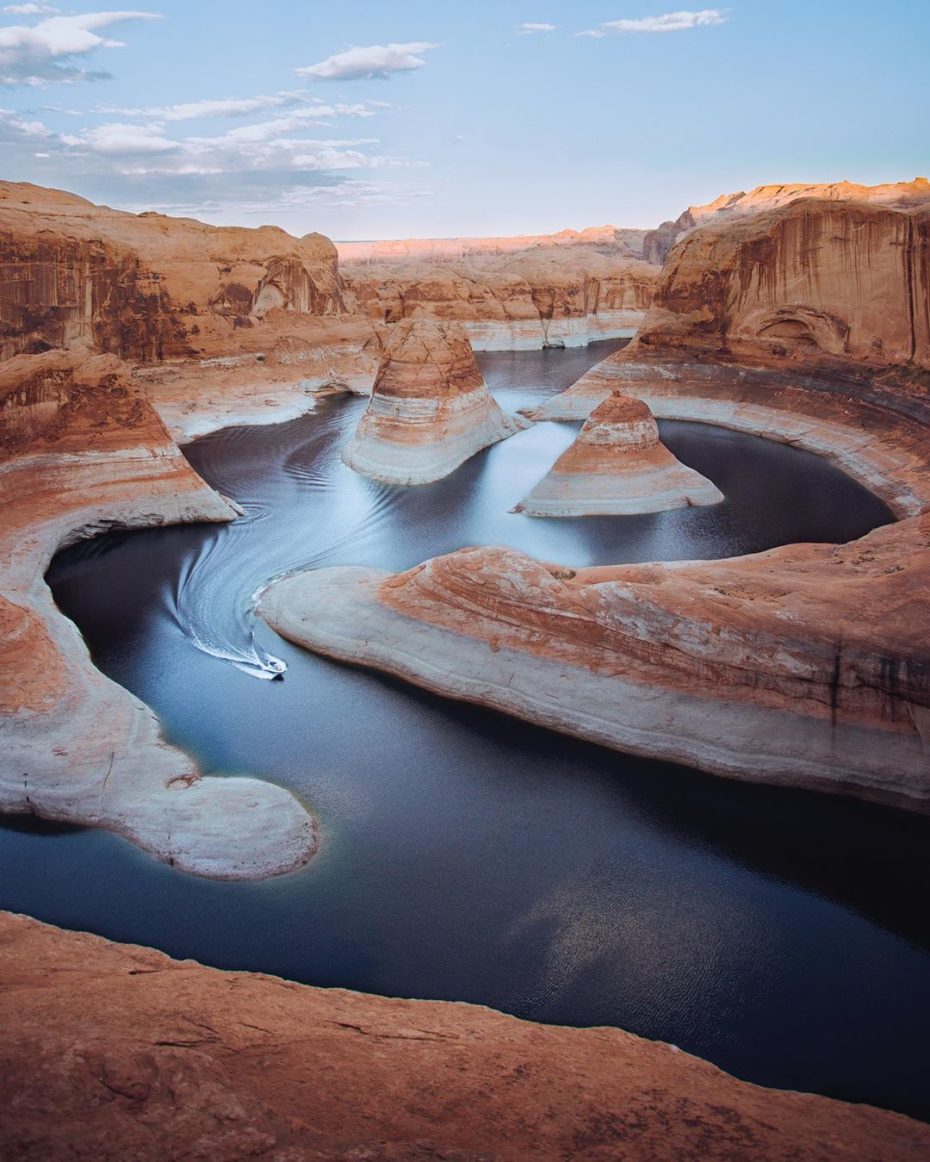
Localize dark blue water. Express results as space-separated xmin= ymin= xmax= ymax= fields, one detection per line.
xmin=7 ymin=340 xmax=929 ymax=1121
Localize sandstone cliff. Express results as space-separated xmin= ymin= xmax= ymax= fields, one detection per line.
xmin=643 ymin=177 xmax=930 ymax=265
xmin=515 ymin=391 xmax=722 ymax=516
xmin=342 ymin=318 xmax=527 ymax=484
xmin=343 ymin=248 xmax=659 ymax=350
xmin=3 ymin=911 xmax=928 ymax=1161
xmin=0 ymin=182 xmax=346 ymax=364
xmin=635 ymin=198 xmax=930 ymax=372
xmin=0 ymin=347 xmax=317 ymax=877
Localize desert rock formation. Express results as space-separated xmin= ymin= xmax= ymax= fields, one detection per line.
xmin=0 ymin=181 xmax=347 ymax=364
xmin=3 ymin=911 xmax=929 ymax=1162
xmin=637 ymin=198 xmax=930 ymax=371
xmin=516 ymin=391 xmax=722 ymax=516
xmin=343 ymin=248 xmax=659 ymax=350
xmin=643 ymin=176 xmax=930 ymax=264
xmin=342 ymin=318 xmax=527 ymax=484
xmin=0 ymin=347 xmax=317 ymax=877
xmin=338 ymin=223 xmax=648 ymax=263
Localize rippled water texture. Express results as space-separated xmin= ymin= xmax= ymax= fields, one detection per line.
xmin=6 ymin=342 xmax=929 ymax=1120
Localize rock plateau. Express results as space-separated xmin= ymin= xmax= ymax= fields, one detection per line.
xmin=342 ymin=318 xmax=528 ymax=485
xmin=515 ymin=391 xmax=722 ymax=516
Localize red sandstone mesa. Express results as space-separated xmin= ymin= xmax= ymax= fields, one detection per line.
xmin=342 ymin=317 xmax=528 ymax=484
xmin=515 ymin=390 xmax=722 ymax=516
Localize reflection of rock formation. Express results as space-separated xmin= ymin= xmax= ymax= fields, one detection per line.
xmin=0 ymin=347 xmax=317 ymax=878
xmin=342 ymin=319 xmax=528 ymax=484
xmin=0 ymin=182 xmax=345 ymax=363
xmin=516 ymin=392 xmax=722 ymax=516
xmin=343 ymin=249 xmax=659 ymax=350
xmin=642 ymin=177 xmax=930 ymax=265
xmin=637 ymin=198 xmax=930 ymax=371
xmin=7 ymin=913 xmax=929 ymax=1162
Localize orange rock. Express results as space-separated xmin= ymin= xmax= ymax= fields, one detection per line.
xmin=3 ymin=911 xmax=928 ymax=1162
xmin=342 ymin=318 xmax=528 ymax=484
xmin=516 ymin=392 xmax=722 ymax=516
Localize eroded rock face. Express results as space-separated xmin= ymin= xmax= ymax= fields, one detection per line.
xmin=516 ymin=391 xmax=722 ymax=516
xmin=343 ymin=248 xmax=659 ymax=350
xmin=0 ymin=348 xmax=317 ymax=878
xmin=338 ymin=223 xmax=648 ymax=263
xmin=637 ymin=199 xmax=930 ymax=370
xmin=642 ymin=177 xmax=930 ymax=265
xmin=0 ymin=182 xmax=345 ymax=363
xmin=3 ymin=912 xmax=929 ymax=1162
xmin=342 ymin=318 xmax=527 ymax=484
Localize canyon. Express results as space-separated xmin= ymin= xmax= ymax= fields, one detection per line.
xmin=3 ymin=176 xmax=930 ymax=1157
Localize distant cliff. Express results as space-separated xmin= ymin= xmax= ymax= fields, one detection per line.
xmin=642 ymin=178 xmax=930 ymax=265
xmin=637 ymin=197 xmax=930 ymax=371
xmin=0 ymin=182 xmax=345 ymax=364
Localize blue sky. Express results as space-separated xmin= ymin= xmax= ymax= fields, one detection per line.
xmin=1 ymin=2 xmax=927 ymax=239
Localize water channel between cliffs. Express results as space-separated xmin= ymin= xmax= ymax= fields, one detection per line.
xmin=5 ymin=340 xmax=930 ymax=1121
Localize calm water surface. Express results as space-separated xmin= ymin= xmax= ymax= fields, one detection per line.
xmin=6 ymin=340 xmax=930 ymax=1120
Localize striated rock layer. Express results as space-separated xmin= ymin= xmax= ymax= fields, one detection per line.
xmin=642 ymin=176 xmax=930 ymax=265
xmin=516 ymin=391 xmax=722 ymax=516
xmin=3 ymin=912 xmax=929 ymax=1162
xmin=0 ymin=181 xmax=347 ymax=364
xmin=0 ymin=348 xmax=317 ymax=878
xmin=343 ymin=248 xmax=659 ymax=350
xmin=342 ymin=319 xmax=528 ymax=484
xmin=637 ymin=197 xmax=930 ymax=371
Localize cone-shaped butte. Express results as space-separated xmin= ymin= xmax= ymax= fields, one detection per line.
xmin=516 ymin=392 xmax=723 ymax=516
xmin=341 ymin=318 xmax=528 ymax=485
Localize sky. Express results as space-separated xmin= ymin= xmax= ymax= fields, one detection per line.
xmin=0 ymin=1 xmax=927 ymax=240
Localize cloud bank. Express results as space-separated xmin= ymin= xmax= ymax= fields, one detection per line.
xmin=0 ymin=9 xmax=158 ymax=86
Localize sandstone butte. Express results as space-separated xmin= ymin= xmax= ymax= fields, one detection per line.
xmin=262 ymin=192 xmax=930 ymax=814
xmin=342 ymin=318 xmax=528 ymax=485
xmin=515 ymin=391 xmax=722 ymax=516
xmin=0 ymin=345 xmax=317 ymax=878
xmin=642 ymin=175 xmax=930 ymax=264
xmin=3 ymin=911 xmax=930 ymax=1162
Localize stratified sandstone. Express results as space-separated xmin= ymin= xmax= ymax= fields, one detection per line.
xmin=3 ymin=912 xmax=929 ymax=1162
xmin=643 ymin=176 xmax=930 ymax=264
xmin=637 ymin=198 xmax=930 ymax=371
xmin=516 ymin=391 xmax=722 ymax=516
xmin=0 ymin=348 xmax=317 ymax=878
xmin=343 ymin=248 xmax=659 ymax=350
xmin=342 ymin=318 xmax=528 ymax=484
xmin=0 ymin=181 xmax=346 ymax=363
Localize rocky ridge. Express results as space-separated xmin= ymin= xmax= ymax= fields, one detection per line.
xmin=643 ymin=176 xmax=930 ymax=264
xmin=3 ymin=911 xmax=929 ymax=1162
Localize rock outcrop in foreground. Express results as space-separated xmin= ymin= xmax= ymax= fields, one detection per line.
xmin=638 ymin=196 xmax=930 ymax=371
xmin=642 ymin=177 xmax=930 ymax=264
xmin=3 ymin=912 xmax=928 ymax=1162
xmin=0 ymin=348 xmax=316 ymax=877
xmin=515 ymin=392 xmax=722 ymax=516
xmin=342 ymin=319 xmax=527 ymax=484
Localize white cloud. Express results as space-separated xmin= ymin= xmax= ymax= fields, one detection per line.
xmin=600 ymin=9 xmax=728 ymax=34
xmin=297 ymin=41 xmax=438 ymax=82
xmin=574 ymin=30 xmax=607 ymax=38
xmin=3 ymin=5 xmax=59 ymax=14
xmin=519 ymin=22 xmax=557 ymax=33
xmin=96 ymin=92 xmax=304 ymax=122
xmin=0 ymin=9 xmax=159 ymax=86
xmin=78 ymin=120 xmax=177 ymax=154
